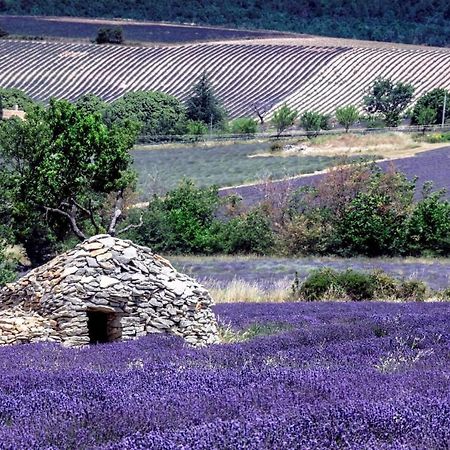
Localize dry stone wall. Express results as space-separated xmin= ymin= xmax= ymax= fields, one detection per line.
xmin=0 ymin=235 xmax=219 ymax=346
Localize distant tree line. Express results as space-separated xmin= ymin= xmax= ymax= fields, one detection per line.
xmin=1 ymin=0 xmax=450 ymax=46
xmin=1 ymin=74 xmax=448 ymax=141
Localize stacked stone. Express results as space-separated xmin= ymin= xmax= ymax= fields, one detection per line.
xmin=0 ymin=234 xmax=219 ymax=347
xmin=0 ymin=307 xmax=58 ymax=344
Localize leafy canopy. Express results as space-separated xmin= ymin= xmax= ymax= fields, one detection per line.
xmin=411 ymin=88 xmax=450 ymax=126
xmin=335 ymin=105 xmax=359 ymax=132
xmin=0 ymin=99 xmax=139 ymax=242
xmin=272 ymin=104 xmax=298 ymax=137
xmin=105 ymin=91 xmax=188 ymax=139
xmin=363 ymin=78 xmax=415 ymax=127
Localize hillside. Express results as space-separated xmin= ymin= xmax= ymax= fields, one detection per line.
xmin=0 ymin=37 xmax=449 ymax=118
xmin=1 ymin=1 xmax=450 ymax=46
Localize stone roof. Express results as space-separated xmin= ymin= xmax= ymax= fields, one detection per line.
xmin=0 ymin=235 xmax=218 ymax=346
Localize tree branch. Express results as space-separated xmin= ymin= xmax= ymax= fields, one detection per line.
xmin=107 ymin=189 xmax=124 ymax=236
xmin=44 ymin=206 xmax=86 ymax=240
xmin=116 ymin=215 xmax=143 ymax=236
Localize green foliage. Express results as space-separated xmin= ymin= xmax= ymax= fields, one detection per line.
xmin=335 ymin=105 xmax=359 ymax=132
xmin=272 ymin=104 xmax=298 ymax=137
xmin=296 ymin=268 xmax=428 ymax=301
xmin=281 ymin=163 xmax=423 ymax=257
xmin=420 ymin=132 xmax=450 ymax=143
xmin=336 ymin=192 xmax=409 ymax=256
xmin=411 ymin=88 xmax=450 ymax=126
xmin=0 ymin=99 xmax=138 ymax=254
xmin=126 ymin=180 xmax=274 ymax=255
xmin=3 ymin=1 xmax=450 ymax=47
xmin=230 ymin=117 xmax=258 ymax=135
xmin=129 ymin=180 xmax=223 ymax=254
xmin=300 ymin=111 xmax=329 ymax=137
xmin=406 ymin=188 xmax=450 ymax=256
xmin=186 ymin=120 xmax=208 ymax=139
xmin=415 ymin=106 xmax=437 ymax=134
xmin=95 ymin=27 xmax=123 ymax=44
xmin=396 ymin=279 xmax=427 ymax=302
xmin=75 ymin=93 xmax=107 ymax=116
xmin=0 ymin=88 xmax=35 ymax=111
xmin=220 ymin=208 xmax=274 ymax=255
xmin=0 ymin=243 xmax=16 ymax=287
xmin=105 ymin=91 xmax=188 ymax=140
xmin=186 ymin=73 xmax=226 ymax=127
xmin=364 ymin=78 xmax=415 ymax=127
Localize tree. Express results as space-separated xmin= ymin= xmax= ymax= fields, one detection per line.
xmin=75 ymin=93 xmax=107 ymax=117
xmin=105 ymin=91 xmax=188 ymax=140
xmin=95 ymin=27 xmax=124 ymax=44
xmin=411 ymin=88 xmax=450 ymax=126
xmin=335 ymin=105 xmax=359 ymax=132
xmin=272 ymin=104 xmax=298 ymax=137
xmin=416 ymin=106 xmax=437 ymax=134
xmin=186 ymin=72 xmax=226 ymax=127
xmin=0 ymin=99 xmax=139 ymax=246
xmin=0 ymin=88 xmax=35 ymax=111
xmin=300 ymin=111 xmax=329 ymax=137
xmin=363 ymin=78 xmax=415 ymax=127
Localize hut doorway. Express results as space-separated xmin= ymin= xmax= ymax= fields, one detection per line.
xmin=87 ymin=310 xmax=114 ymax=344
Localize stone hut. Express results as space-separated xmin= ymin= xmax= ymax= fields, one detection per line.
xmin=0 ymin=235 xmax=219 ymax=347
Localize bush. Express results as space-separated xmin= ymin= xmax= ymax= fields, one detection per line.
xmin=128 ymin=180 xmax=223 ymax=254
xmin=220 ymin=209 xmax=274 ymax=255
xmin=300 ymin=111 xmax=329 ymax=137
xmin=230 ymin=117 xmax=258 ymax=135
xmin=95 ymin=27 xmax=124 ymax=44
xmin=296 ymin=268 xmax=428 ymax=302
xmin=397 ymin=280 xmax=427 ymax=302
xmin=406 ymin=189 xmax=450 ymax=256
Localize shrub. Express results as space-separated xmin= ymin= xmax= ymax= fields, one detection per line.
xmin=269 ymin=141 xmax=284 ymax=152
xmin=337 ymin=269 xmax=377 ymax=301
xmin=297 ymin=268 xmax=339 ymax=301
xmin=406 ymin=189 xmax=450 ymax=256
xmin=128 ymin=180 xmax=224 ymax=254
xmin=272 ymin=104 xmax=298 ymax=137
xmin=397 ymin=280 xmax=427 ymax=302
xmin=104 ymin=91 xmax=188 ymax=139
xmin=186 ymin=120 xmax=208 ymax=140
xmin=300 ymin=111 xmax=329 ymax=137
xmin=220 ymin=208 xmax=274 ymax=255
xmin=296 ymin=268 xmax=427 ymax=302
xmin=95 ymin=27 xmax=124 ymax=44
xmin=230 ymin=117 xmax=258 ymax=135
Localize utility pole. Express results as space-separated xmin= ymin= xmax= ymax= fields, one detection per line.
xmin=442 ymin=91 xmax=447 ymax=128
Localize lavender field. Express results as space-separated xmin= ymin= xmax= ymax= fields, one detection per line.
xmin=0 ymin=15 xmax=284 ymax=43
xmin=132 ymin=143 xmax=348 ymax=199
xmin=0 ymin=302 xmax=449 ymax=449
xmin=171 ymin=255 xmax=450 ymax=292
xmin=221 ymin=146 xmax=450 ymax=207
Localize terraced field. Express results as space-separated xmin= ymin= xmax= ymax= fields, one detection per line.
xmin=1 ymin=36 xmax=450 ymax=117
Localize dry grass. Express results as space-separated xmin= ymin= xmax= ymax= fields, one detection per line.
xmin=4 ymin=245 xmax=29 ymax=265
xmin=308 ymin=132 xmax=450 ymax=159
xmin=206 ymin=277 xmax=292 ymax=303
